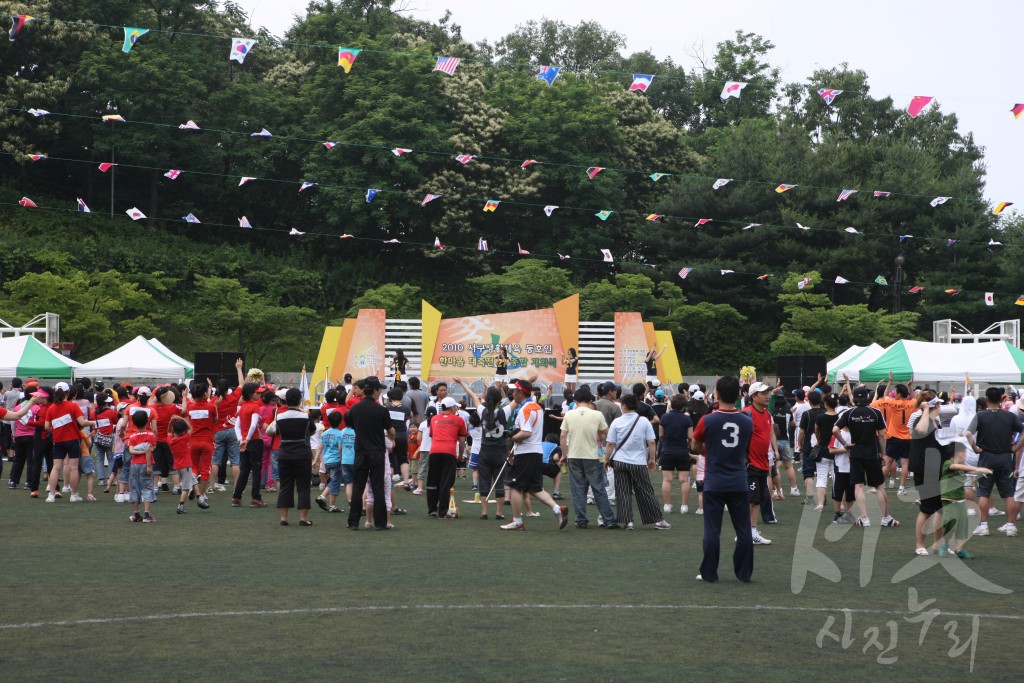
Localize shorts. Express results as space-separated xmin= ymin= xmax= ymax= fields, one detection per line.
xmin=507 ymin=452 xmax=544 ymax=493
xmin=389 ymin=437 xmax=409 ymax=471
xmin=832 ymin=471 xmax=855 ymax=502
xmin=213 ymin=428 xmax=240 ymax=467
xmin=850 ymin=456 xmax=885 ymax=488
xmin=919 ymin=494 xmax=942 ymax=516
xmin=176 ymin=467 xmax=198 ymax=491
xmin=976 ymin=452 xmax=1015 ymax=499
xmin=659 ymin=452 xmax=692 ymax=472
xmin=886 ymin=438 xmax=910 ymax=461
xmin=153 ymin=442 xmax=173 ymax=477
xmin=801 ymin=453 xmax=816 ymax=480
xmin=565 ymin=372 xmax=577 ymax=383
xmin=326 ymin=463 xmax=343 ymax=496
xmin=341 ymin=464 xmax=355 ymax=485
xmin=468 ymin=451 xmax=480 ymax=471
xmin=52 ymin=439 xmax=82 ymax=460
xmin=78 ymin=455 xmax=96 ymax=476
xmin=776 ymin=439 xmax=793 ymax=462
xmin=747 ymin=466 xmax=769 ymax=505
xmin=128 ymin=463 xmax=156 ymax=504
xmin=695 ymin=480 xmax=704 ymax=493
xmin=119 ymin=454 xmax=131 ymax=483
xmin=1014 ymin=475 xmax=1024 ymax=503
xmin=111 ymin=456 xmax=124 ymax=475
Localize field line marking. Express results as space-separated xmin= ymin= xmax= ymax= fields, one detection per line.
xmin=1 ymin=603 xmax=1022 ymax=630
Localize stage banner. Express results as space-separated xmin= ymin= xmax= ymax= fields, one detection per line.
xmin=614 ymin=312 xmax=652 ymax=385
xmin=425 ymin=295 xmax=579 ymax=382
xmin=333 ymin=308 xmax=386 ymax=380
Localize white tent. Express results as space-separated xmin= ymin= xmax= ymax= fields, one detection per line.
xmin=827 ymin=343 xmax=887 ymax=382
xmin=148 ymin=338 xmax=194 ymax=373
xmin=78 ymin=335 xmax=193 ymax=380
xmin=0 ymin=335 xmax=82 ymax=379
xmin=857 ymin=340 xmax=1024 ymax=383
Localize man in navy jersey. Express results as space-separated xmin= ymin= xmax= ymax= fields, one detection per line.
xmin=691 ymin=376 xmax=755 ymax=583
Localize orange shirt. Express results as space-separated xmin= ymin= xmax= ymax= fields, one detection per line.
xmin=876 ymin=396 xmax=916 ymax=440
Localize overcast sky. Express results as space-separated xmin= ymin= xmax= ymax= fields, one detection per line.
xmin=234 ymin=0 xmax=1018 ymax=207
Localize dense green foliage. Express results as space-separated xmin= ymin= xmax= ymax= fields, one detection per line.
xmin=1 ymin=1 xmax=1016 ymax=371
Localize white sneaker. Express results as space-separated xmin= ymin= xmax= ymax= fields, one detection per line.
xmin=45 ymin=494 xmax=55 ymax=502
xmin=752 ymin=531 xmax=772 ymax=545
xmin=989 ymin=508 xmax=1006 ymax=517
xmin=626 ymin=522 xmax=634 ymax=530
xmin=867 ymin=487 xmax=877 ymax=493
xmin=654 ymin=520 xmax=672 ymax=530
xmin=213 ymin=483 xmax=226 ymax=492
xmin=500 ymin=519 xmax=524 ymax=531
xmin=973 ymin=525 xmax=990 ymax=536
xmin=897 ymin=486 xmax=906 ymax=495
xmin=114 ymin=493 xmax=124 ymax=503
xmin=997 ymin=523 xmax=1012 ymax=532
xmin=1003 ymin=525 xmax=1018 ymax=537
xmin=789 ymin=487 xmax=800 ymax=496
xmin=696 ymin=508 xmax=704 ymax=515
xmin=69 ymin=494 xmax=83 ymax=502
xmin=680 ymin=505 xmax=689 ymax=514
xmin=62 ymin=485 xmax=72 ymax=494
xmin=663 ymin=503 xmax=672 ymax=513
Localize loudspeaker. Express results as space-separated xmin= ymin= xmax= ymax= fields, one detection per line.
xmin=194 ymin=352 xmax=245 ymax=388
xmin=777 ymin=355 xmax=828 ymax=393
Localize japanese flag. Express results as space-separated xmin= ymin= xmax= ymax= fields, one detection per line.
xmin=985 ymin=292 xmax=994 ymax=306
xmin=601 ymin=249 xmax=613 ymax=262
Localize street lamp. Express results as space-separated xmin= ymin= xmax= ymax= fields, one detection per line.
xmin=893 ymin=254 xmax=905 ymax=313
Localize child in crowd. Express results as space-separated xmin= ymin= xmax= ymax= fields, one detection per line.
xmin=114 ymin=403 xmax=132 ymax=502
xmin=413 ymin=407 xmax=435 ymax=495
xmin=314 ymin=411 xmax=345 ymax=513
xmin=695 ymin=453 xmax=706 ymax=515
xmin=126 ymin=411 xmax=157 ymax=522
xmin=78 ymin=424 xmax=96 ymax=501
xmin=467 ymin=411 xmax=482 ymax=493
xmin=340 ymin=419 xmax=356 ymax=505
xmin=169 ymin=415 xmax=208 ymax=514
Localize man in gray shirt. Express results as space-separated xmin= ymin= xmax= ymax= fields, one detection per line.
xmin=405 ymin=377 xmax=428 ymax=424
xmin=592 ymin=382 xmax=622 ymax=506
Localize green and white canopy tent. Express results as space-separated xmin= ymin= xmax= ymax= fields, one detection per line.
xmin=827 ymin=343 xmax=887 ymax=382
xmin=856 ymin=340 xmax=1024 ymax=383
xmin=0 ymin=335 xmax=82 ymax=380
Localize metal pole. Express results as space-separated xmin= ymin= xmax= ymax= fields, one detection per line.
xmin=894 ymin=254 xmax=905 ymax=314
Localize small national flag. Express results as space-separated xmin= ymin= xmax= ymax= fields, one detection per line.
xmin=251 ymin=128 xmax=272 ymax=138
xmin=289 ymin=228 xmax=305 ymax=236
xmin=455 ymin=154 xmax=475 ymax=165
xmin=9 ymin=14 xmax=32 ymax=42
xmin=946 ymin=239 xmax=959 ymax=247
xmin=875 ymin=275 xmax=888 ymax=286
xmin=844 ymin=227 xmax=861 ymax=234
xmin=231 ymin=38 xmax=257 ymax=64
xmin=646 ymin=214 xmax=664 ymax=222
xmin=521 ymin=159 xmax=541 ymax=169
xmin=183 ymin=213 xmax=200 ymax=223
xmin=797 ymin=277 xmax=812 ymax=290
xmin=757 ymin=274 xmax=770 ymax=281
xmin=558 ymin=253 xmax=571 ymax=261
xmin=384 ymin=239 xmax=401 ymax=244
xmin=433 ymin=56 xmax=460 ymax=76
xmin=18 ymin=196 xmax=37 ymax=208
xmin=649 ymin=173 xmax=667 ymax=182
xmin=28 ymin=154 xmax=46 ymax=161
xmin=909 ymin=286 xmax=924 ymax=294
xmin=238 ymin=216 xmax=252 ymax=229
xmin=102 ymin=114 xmax=125 ymax=123
xmin=873 ymin=191 xmax=891 ymax=198
xmin=906 ymin=95 xmax=933 ymax=118
xmin=601 ymin=249 xmax=613 ymax=262
xmin=984 ymin=292 xmax=994 ymax=306
xmin=76 ymin=198 xmax=90 ymax=213
xmin=837 ymin=188 xmax=857 ymax=202
xmin=543 ymin=206 xmax=558 ymax=217
xmin=323 ymin=141 xmax=338 ymax=150
xmin=930 ymin=196 xmax=950 ymax=207
xmin=721 ymin=81 xmax=747 ymax=99
xmin=678 ymin=267 xmax=692 ymax=280
xmin=391 ymin=148 xmax=412 ymax=156
xmin=98 ymin=162 xmax=114 ymax=172
xmin=1012 ymin=104 xmax=1024 ymax=120
xmin=122 ymin=27 xmax=149 ymax=53
xmin=993 ymin=201 xmax=1013 ymax=215
xmin=629 ymin=74 xmax=654 ymax=93
xmin=537 ymin=66 xmax=560 ymax=86
xmin=337 ymin=47 xmax=361 ymax=73
xmin=742 ymin=223 xmax=761 ymax=230
xmin=835 ymin=276 xmax=849 ymax=284
xmin=945 ymin=289 xmax=959 ymax=295
xmin=239 ymin=177 xmax=256 ymax=186
xmin=126 ymin=207 xmax=146 ymax=220
xmin=365 ymin=188 xmax=378 ymax=203
xmin=178 ymin=120 xmax=200 ymax=130
xmin=721 ymin=269 xmax=734 ymax=275
xmin=587 ymin=167 xmax=605 ymax=180
xmin=988 ymin=238 xmax=1003 ymax=249
xmin=27 ymin=108 xmax=49 ymax=117
xmin=695 ymin=218 xmax=712 ymax=227
xmin=422 ymin=194 xmax=441 ymax=205
xmin=712 ymin=178 xmax=732 ymax=190
xmin=796 ymin=222 xmax=811 ymax=231
xmin=595 ymin=211 xmax=612 ymax=221
xmin=899 ymin=234 xmax=913 ymax=242
xmin=434 ymin=236 xmax=444 ymax=249
xmin=483 ymin=200 xmax=499 ymax=212
xmin=340 ymin=234 xmax=354 ymax=239
xmin=1017 ymin=295 xmax=1024 ymax=307
xmin=817 ymin=88 xmax=843 ymax=105
xmin=477 ymin=238 xmax=489 ymax=252
xmin=517 ymin=243 xmax=530 ymax=255
xmin=776 ymin=184 xmax=797 ymax=193
xmin=164 ymin=169 xmax=181 ymax=180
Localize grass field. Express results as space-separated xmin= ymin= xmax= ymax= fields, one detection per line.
xmin=1 ymin=473 xmax=1021 ymax=682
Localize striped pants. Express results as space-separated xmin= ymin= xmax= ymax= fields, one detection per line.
xmin=612 ymin=461 xmax=664 ymax=526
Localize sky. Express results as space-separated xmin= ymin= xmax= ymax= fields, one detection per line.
xmin=233 ymin=0 xmax=1020 ymax=206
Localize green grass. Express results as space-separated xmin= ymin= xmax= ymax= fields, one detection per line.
xmin=2 ymin=475 xmax=1022 ymax=682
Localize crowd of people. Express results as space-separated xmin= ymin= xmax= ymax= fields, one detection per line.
xmin=2 ymin=359 xmax=1021 ymax=575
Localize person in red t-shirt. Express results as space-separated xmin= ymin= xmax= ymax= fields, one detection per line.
xmin=233 ymin=383 xmax=266 ymax=507
xmin=150 ymin=386 xmax=186 ymax=492
xmin=320 ymin=390 xmax=343 ymax=431
xmin=741 ymin=382 xmax=778 ymax=545
xmin=186 ymin=380 xmax=219 ymax=495
xmin=168 ymin=415 xmax=209 ymax=513
xmin=211 ymin=375 xmax=243 ymax=492
xmin=425 ymin=397 xmax=468 ymax=518
xmin=44 ymin=383 xmax=96 ymax=503
xmin=126 ymin=410 xmax=157 ymax=522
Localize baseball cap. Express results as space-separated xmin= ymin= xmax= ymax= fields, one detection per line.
xmin=54 ymin=382 xmax=70 ymax=392
xmin=25 ymin=377 xmax=39 ymax=388
xmin=692 ymin=391 xmax=705 ymax=401
xmin=137 ymin=386 xmax=151 ymax=395
xmin=275 ymin=388 xmax=288 ymax=400
xmin=749 ymin=381 xmax=770 ymax=394
xmin=649 ymin=378 xmax=661 ymax=387
xmin=104 ymin=396 xmax=115 ymax=403
xmin=688 ymin=384 xmax=699 ymax=393
xmin=363 ymin=376 xmax=383 ymax=391
xmin=654 ymin=389 xmax=665 ymax=398
xmin=439 ymin=397 xmax=458 ymax=410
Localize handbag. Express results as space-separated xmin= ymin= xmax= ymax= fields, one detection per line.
xmin=93 ymin=431 xmax=114 ymax=449
xmin=265 ymin=415 xmax=278 ymax=437
xmin=606 ymin=414 xmax=642 ymax=467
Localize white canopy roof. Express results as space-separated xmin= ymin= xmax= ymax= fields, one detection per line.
xmin=78 ymin=336 xmax=193 ymax=380
xmin=827 ymin=343 xmax=887 ymax=382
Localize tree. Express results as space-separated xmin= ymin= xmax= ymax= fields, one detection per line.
xmin=467 ymin=260 xmax=573 ymax=311
xmin=345 ymin=283 xmax=422 ymax=318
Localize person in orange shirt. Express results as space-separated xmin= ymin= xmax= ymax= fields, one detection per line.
xmin=876 ymin=381 xmax=917 ymax=495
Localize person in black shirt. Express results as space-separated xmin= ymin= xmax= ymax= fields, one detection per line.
xmin=833 ymin=387 xmax=899 ymax=527
xmin=798 ymin=392 xmax=824 ymax=505
xmin=345 ymin=377 xmax=396 ymax=530
xmin=967 ymin=386 xmax=1024 ymax=537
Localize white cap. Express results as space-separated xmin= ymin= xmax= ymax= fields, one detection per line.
xmin=649 ymin=378 xmax=661 ymax=387
xmin=137 ymin=386 xmax=151 ymax=395
xmin=749 ymin=382 xmax=771 ymax=394
xmin=276 ymin=388 xmax=288 ymax=400
xmin=692 ymin=391 xmax=705 ymax=401
xmin=688 ymin=384 xmax=699 ymax=393
xmin=54 ymin=382 xmax=70 ymax=392
xmin=440 ymin=397 xmax=459 ymax=410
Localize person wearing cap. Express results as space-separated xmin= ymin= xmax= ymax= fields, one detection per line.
xmin=345 ymin=376 xmax=396 ymax=530
xmin=43 ymin=382 xmax=97 ymax=503
xmin=741 ymin=382 xmax=777 ymax=545
xmin=833 ymin=386 xmax=900 ymax=528
xmin=501 ymin=379 xmax=568 ymax=531
xmin=424 ymin=396 xmax=468 ymax=518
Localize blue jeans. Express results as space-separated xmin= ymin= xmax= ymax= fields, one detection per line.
xmin=213 ymin=428 xmax=240 ymax=467
xmin=568 ymin=459 xmax=616 ymax=525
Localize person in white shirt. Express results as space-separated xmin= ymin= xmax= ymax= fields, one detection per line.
xmin=605 ymin=394 xmax=671 ymax=530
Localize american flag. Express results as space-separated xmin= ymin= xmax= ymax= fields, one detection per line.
xmin=678 ymin=267 xmax=692 ymax=280
xmin=836 ymin=188 xmax=857 ymax=202
xmin=434 ymin=56 xmax=461 ymax=76
xmin=873 ymin=190 xmax=891 ymax=198
xmin=422 ymin=194 xmax=441 ymax=205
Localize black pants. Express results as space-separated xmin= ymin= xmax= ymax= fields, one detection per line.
xmin=10 ymin=436 xmax=33 ymax=486
xmin=276 ymin=457 xmax=312 ymax=510
xmin=700 ymin=490 xmax=754 ymax=583
xmin=233 ymin=439 xmax=264 ymax=501
xmin=29 ymin=435 xmax=51 ymax=493
xmin=348 ymin=451 xmax=387 ymax=528
xmin=426 ymin=452 xmax=457 ymax=515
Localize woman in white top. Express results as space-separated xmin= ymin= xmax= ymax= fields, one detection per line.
xmin=605 ymin=394 xmax=671 ymax=530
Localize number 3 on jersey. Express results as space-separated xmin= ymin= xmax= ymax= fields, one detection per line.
xmin=721 ymin=422 xmax=740 ymax=448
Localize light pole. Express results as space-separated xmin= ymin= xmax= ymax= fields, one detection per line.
xmin=893 ymin=254 xmax=905 ymax=313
